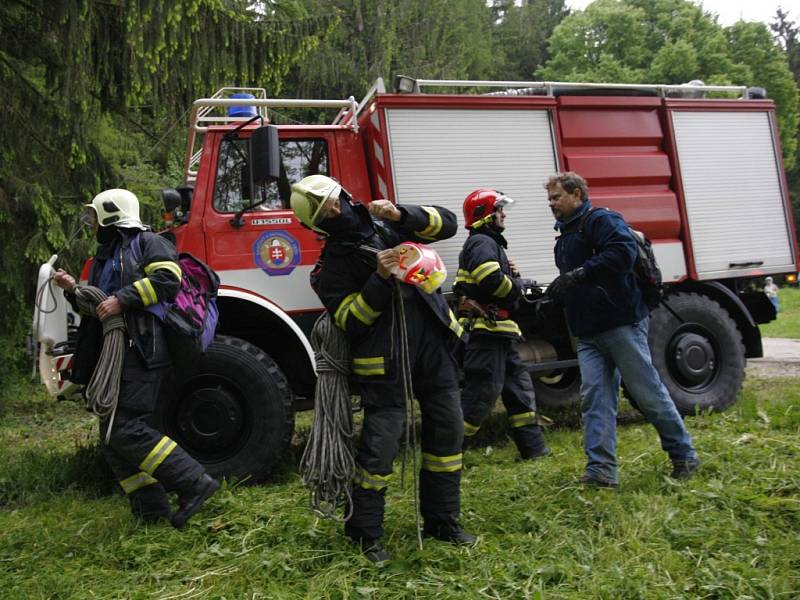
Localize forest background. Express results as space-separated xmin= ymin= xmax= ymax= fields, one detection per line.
xmin=2 ymin=0 xmax=799 ymax=373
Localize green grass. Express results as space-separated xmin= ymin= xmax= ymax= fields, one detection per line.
xmin=759 ymin=287 xmax=800 ymax=339
xmin=1 ymin=377 xmax=799 ymax=599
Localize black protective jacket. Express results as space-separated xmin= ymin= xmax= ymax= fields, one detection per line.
xmin=67 ymin=228 xmax=181 ymax=382
xmin=453 ymin=227 xmax=523 ymax=340
xmin=312 ymin=202 xmax=464 ymax=380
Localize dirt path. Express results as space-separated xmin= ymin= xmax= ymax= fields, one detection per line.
xmin=746 ymin=337 xmax=800 ymax=378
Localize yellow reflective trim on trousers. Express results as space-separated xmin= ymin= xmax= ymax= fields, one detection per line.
xmin=349 ymin=293 xmax=381 ymax=326
xmin=509 ymin=411 xmax=536 ymax=428
xmin=472 ymin=317 xmax=521 ymax=336
xmin=492 ymin=275 xmax=513 ymax=298
xmin=448 ymin=309 xmax=464 ymax=338
xmin=134 ymin=278 xmax=158 ymax=306
xmin=463 ymin=421 xmax=480 ymax=436
xmin=119 ymin=471 xmax=158 ymax=495
xmin=139 ymin=436 xmax=178 ymax=475
xmin=352 ymin=356 xmax=385 ymax=376
xmin=455 ymin=269 xmax=476 ymax=285
xmin=415 ymin=206 xmax=443 ymax=240
xmin=145 ymin=261 xmax=182 ymax=282
xmin=354 ymin=467 xmax=391 ymax=491
xmin=421 ymin=452 xmax=463 ymax=473
xmin=472 ymin=261 xmax=501 ymax=283
xmin=334 ymin=292 xmax=358 ymax=330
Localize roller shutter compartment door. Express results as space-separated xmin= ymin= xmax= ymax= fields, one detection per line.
xmin=384 ymin=108 xmax=559 ymax=289
xmin=671 ymin=111 xmax=794 ymax=278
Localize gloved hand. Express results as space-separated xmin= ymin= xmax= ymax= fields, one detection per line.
xmin=547 ymin=267 xmax=586 ymax=300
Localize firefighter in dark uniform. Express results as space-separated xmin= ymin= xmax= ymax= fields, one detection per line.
xmin=53 ymin=189 xmax=218 ymax=528
xmin=291 ymin=175 xmax=476 ymax=563
xmin=455 ymin=188 xmax=550 ymax=459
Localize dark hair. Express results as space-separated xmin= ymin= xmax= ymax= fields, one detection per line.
xmin=545 ymin=172 xmax=589 ymax=202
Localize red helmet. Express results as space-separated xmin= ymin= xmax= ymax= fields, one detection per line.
xmin=462 ymin=188 xmax=515 ymax=229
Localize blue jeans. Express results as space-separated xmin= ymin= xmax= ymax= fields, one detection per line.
xmin=577 ymin=317 xmax=697 ymax=483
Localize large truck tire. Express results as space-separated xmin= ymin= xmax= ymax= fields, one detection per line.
xmin=532 ymin=367 xmax=582 ymax=413
xmin=647 ymin=292 xmax=745 ymax=415
xmin=154 ymin=335 xmax=294 ymax=482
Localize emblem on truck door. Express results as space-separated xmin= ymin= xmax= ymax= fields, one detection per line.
xmin=254 ymin=230 xmax=301 ymax=276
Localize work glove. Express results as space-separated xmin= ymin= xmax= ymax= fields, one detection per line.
xmin=546 ymin=267 xmax=586 ymax=300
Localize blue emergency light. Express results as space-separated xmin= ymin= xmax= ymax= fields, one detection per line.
xmin=228 ymin=92 xmax=257 ymax=118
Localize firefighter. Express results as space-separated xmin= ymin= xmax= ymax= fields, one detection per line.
xmin=455 ymin=189 xmax=550 ymax=460
xmin=53 ymin=189 xmax=218 ymax=527
xmin=290 ymin=175 xmax=475 ymax=563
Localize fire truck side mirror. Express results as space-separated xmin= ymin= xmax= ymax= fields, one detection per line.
xmin=249 ymin=125 xmax=280 ymax=185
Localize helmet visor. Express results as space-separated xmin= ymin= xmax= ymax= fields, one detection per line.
xmin=494 ymin=193 xmax=515 ymax=210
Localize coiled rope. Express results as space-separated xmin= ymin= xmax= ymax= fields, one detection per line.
xmin=300 ymin=312 xmax=356 ymax=521
xmin=72 ymin=285 xmax=127 ymax=443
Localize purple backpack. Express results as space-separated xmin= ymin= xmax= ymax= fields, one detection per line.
xmin=132 ymin=233 xmax=220 ymax=355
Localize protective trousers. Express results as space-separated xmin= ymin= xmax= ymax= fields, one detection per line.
xmin=461 ymin=335 xmax=547 ymax=458
xmin=100 ymin=354 xmax=206 ymax=521
xmin=345 ymin=295 xmax=464 ymax=543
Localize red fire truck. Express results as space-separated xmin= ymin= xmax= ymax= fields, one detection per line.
xmin=34 ymin=77 xmax=798 ymax=481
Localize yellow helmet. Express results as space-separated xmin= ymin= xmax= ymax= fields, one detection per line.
xmin=85 ymin=188 xmax=145 ymax=229
xmin=290 ymin=175 xmax=342 ymax=234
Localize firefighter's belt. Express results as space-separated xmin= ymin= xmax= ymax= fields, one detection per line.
xmin=456 ymin=297 xmax=509 ymax=322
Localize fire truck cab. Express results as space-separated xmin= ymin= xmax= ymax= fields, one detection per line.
xmin=35 ymin=77 xmax=798 ymax=481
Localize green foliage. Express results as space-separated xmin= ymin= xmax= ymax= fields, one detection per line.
xmin=1 ymin=376 xmax=799 ymax=597
xmin=286 ymin=0 xmax=499 ymax=102
xmin=540 ymin=0 xmax=799 ymax=170
xmin=491 ymin=0 xmax=570 ymax=80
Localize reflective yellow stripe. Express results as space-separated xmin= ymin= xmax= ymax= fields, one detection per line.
xmin=352 ymin=356 xmax=385 ymax=376
xmin=119 ymin=471 xmax=158 ymax=494
xmin=145 ymin=261 xmax=182 ymax=282
xmin=455 ymin=269 xmax=476 ymax=285
xmin=415 ymin=206 xmax=443 ymax=240
xmin=472 ymin=317 xmax=522 ymax=336
xmin=448 ymin=309 xmax=464 ymax=338
xmin=139 ymin=436 xmax=178 ymax=474
xmin=492 ymin=275 xmax=513 ymax=298
xmin=354 ymin=467 xmax=391 ymax=491
xmin=464 ymin=421 xmax=480 ymax=436
xmin=334 ymin=292 xmax=358 ymax=330
xmin=509 ymin=411 xmax=536 ymax=428
xmin=134 ymin=278 xmax=158 ymax=306
xmin=349 ymin=293 xmax=381 ymax=326
xmin=472 ymin=261 xmax=501 ymax=283
xmin=422 ymin=452 xmax=463 ymax=473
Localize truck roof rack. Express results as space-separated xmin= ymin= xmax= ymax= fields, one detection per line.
xmin=184 ymin=87 xmax=359 ymax=183
xmin=391 ymin=76 xmax=749 ymax=99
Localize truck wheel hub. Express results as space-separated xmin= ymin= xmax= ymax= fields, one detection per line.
xmin=670 ymin=331 xmax=715 ymax=386
xmin=177 ymin=386 xmax=245 ymax=452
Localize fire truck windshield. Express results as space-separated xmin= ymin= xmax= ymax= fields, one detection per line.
xmin=213 ymin=138 xmax=329 ymax=214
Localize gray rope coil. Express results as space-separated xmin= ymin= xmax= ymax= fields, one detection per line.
xmin=300 ymin=312 xmax=356 ymax=521
xmin=73 ymin=285 xmax=126 ymax=443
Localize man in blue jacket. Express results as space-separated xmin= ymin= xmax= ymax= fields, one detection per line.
xmin=545 ymin=172 xmax=699 ymax=487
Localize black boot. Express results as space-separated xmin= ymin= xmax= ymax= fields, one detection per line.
xmin=129 ymin=483 xmax=172 ymax=524
xmin=356 ymin=538 xmax=392 ymax=564
xmin=513 ymin=425 xmax=550 ymax=460
xmin=423 ymin=520 xmax=477 ymax=545
xmin=171 ymin=474 xmax=219 ymax=529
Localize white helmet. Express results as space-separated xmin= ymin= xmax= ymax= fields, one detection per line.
xmin=85 ymin=188 xmax=146 ymax=229
xmin=290 ymin=175 xmax=342 ymax=234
